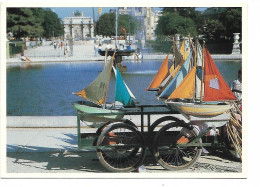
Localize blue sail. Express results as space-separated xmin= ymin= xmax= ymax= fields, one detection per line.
xmin=115 ymin=67 xmax=135 ymax=106
xmin=159 ymin=52 xmax=192 ymax=99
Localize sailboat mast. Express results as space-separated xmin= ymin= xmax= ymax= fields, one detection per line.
xmin=172 ymin=36 xmax=175 ymax=68
xmin=194 ymin=38 xmax=197 ymax=99
xmin=200 ymin=42 xmax=205 ymax=103
xmin=115 ymin=8 xmax=118 ymax=49
xmin=103 ymin=53 xmax=115 ymax=106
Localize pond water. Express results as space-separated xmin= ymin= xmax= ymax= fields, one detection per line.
xmin=7 ymin=60 xmax=242 ymax=116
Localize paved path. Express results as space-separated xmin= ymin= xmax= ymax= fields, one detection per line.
xmin=6 ymin=115 xmax=242 ymax=174
xmin=6 ymin=127 xmax=242 ymax=174
xmin=6 ymin=43 xmax=242 ymax=65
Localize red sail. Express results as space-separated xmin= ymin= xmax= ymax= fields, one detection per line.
xmin=204 ymin=48 xmax=236 ymax=101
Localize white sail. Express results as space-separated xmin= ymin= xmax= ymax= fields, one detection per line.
xmin=195 ymin=41 xmax=204 ymax=99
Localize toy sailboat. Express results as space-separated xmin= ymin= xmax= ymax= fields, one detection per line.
xmin=148 ymin=38 xmax=236 ymax=118
xmin=73 ymin=53 xmax=135 ymax=122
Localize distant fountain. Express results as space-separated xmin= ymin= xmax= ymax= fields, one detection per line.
xmin=232 ymin=33 xmax=241 ymax=54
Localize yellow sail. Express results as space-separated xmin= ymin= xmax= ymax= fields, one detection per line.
xmin=168 ymin=66 xmax=196 ymax=99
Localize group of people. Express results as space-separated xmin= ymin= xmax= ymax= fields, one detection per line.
xmin=53 ymin=41 xmax=70 ymax=57
xmin=20 ymin=41 xmax=71 ymax=61
xmin=53 ymin=41 xmax=64 ymax=50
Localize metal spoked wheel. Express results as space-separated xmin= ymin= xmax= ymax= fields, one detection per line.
xmin=153 ymin=122 xmax=202 ymax=170
xmin=96 ymin=123 xmax=146 ymax=172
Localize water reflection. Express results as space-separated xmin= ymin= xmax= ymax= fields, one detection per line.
xmin=7 ymin=60 xmax=242 ymax=116
xmin=7 ymin=63 xmax=45 ymax=72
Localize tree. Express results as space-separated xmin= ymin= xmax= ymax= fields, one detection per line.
xmin=155 ymin=12 xmax=197 ymax=37
xmin=42 ymin=8 xmax=64 ymax=38
xmin=201 ymin=7 xmax=242 ymax=41
xmin=200 ymin=19 xmax=225 ymax=41
xmin=95 ymin=13 xmax=140 ymax=37
xmin=163 ymin=7 xmax=204 ymax=34
xmin=118 ymin=14 xmax=140 ymax=36
xmin=7 ymin=8 xmax=64 ymax=39
xmin=95 ymin=13 xmax=116 ymax=36
xmin=220 ymin=8 xmax=242 ymax=39
xmin=7 ymin=8 xmax=44 ymax=38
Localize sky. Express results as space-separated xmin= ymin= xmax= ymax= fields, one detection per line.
xmin=51 ymin=7 xmax=207 ymax=21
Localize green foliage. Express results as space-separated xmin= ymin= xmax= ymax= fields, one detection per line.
xmin=155 ymin=12 xmax=197 ymax=37
xmin=162 ymin=8 xmax=204 ymax=34
xmin=96 ymin=13 xmax=116 ymax=36
xmin=200 ymin=7 xmax=242 ymax=41
xmin=7 ymin=8 xmax=64 ymax=39
xmin=220 ymin=8 xmax=242 ymax=39
xmin=118 ymin=14 xmax=140 ymax=35
xmin=147 ymin=39 xmax=173 ymax=53
xmin=7 ymin=8 xmax=44 ymax=38
xmin=200 ymin=19 xmax=225 ymax=41
xmin=95 ymin=13 xmax=140 ymax=37
xmin=156 ymin=7 xmax=242 ymax=43
xmin=153 ymin=7 xmax=242 ymax=53
xmin=42 ymin=8 xmax=64 ymax=38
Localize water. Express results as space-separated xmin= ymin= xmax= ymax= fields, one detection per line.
xmin=7 ymin=60 xmax=242 ymax=116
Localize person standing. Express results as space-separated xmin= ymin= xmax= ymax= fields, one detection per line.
xmin=98 ymin=43 xmax=102 ymax=51
xmin=60 ymin=42 xmax=63 ymax=49
xmin=94 ymin=43 xmax=98 ymax=56
xmin=230 ymin=68 xmax=242 ymax=111
xmin=54 ymin=41 xmax=57 ymax=50
xmin=64 ymin=43 xmax=70 ymax=58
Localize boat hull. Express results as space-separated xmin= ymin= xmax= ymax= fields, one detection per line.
xmin=73 ymin=103 xmax=125 ymax=123
xmin=166 ymin=101 xmax=233 ymax=117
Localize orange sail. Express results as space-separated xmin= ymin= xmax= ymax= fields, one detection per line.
xmin=147 ymin=54 xmax=169 ymax=91
xmin=204 ymin=48 xmax=236 ymax=101
xmin=168 ymin=66 xmax=196 ymax=99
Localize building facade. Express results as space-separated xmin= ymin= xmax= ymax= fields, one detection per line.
xmin=145 ymin=8 xmax=162 ymax=40
xmin=117 ymin=7 xmax=161 ymax=40
xmin=63 ymin=12 xmax=94 ymax=41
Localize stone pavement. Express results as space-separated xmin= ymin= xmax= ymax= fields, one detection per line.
xmin=6 ymin=127 xmax=242 ymax=174
xmin=5 ymin=116 xmax=242 ymax=174
xmin=6 ymin=42 xmax=242 ymax=65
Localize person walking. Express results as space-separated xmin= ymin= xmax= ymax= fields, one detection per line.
xmin=60 ymin=42 xmax=63 ymax=49
xmin=64 ymin=43 xmax=70 ymax=58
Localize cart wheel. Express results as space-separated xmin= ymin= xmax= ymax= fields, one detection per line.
xmin=153 ymin=122 xmax=202 ymax=170
xmin=96 ymin=123 xmax=146 ymax=172
xmin=93 ymin=120 xmax=137 ymax=146
xmin=147 ymin=116 xmax=184 ymax=153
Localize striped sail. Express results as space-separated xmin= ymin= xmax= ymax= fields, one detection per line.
xmin=158 ymin=43 xmax=184 ymax=91
xmin=159 ymin=51 xmax=192 ymax=99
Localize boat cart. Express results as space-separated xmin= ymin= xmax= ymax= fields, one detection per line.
xmin=76 ymin=104 xmax=231 ymax=172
